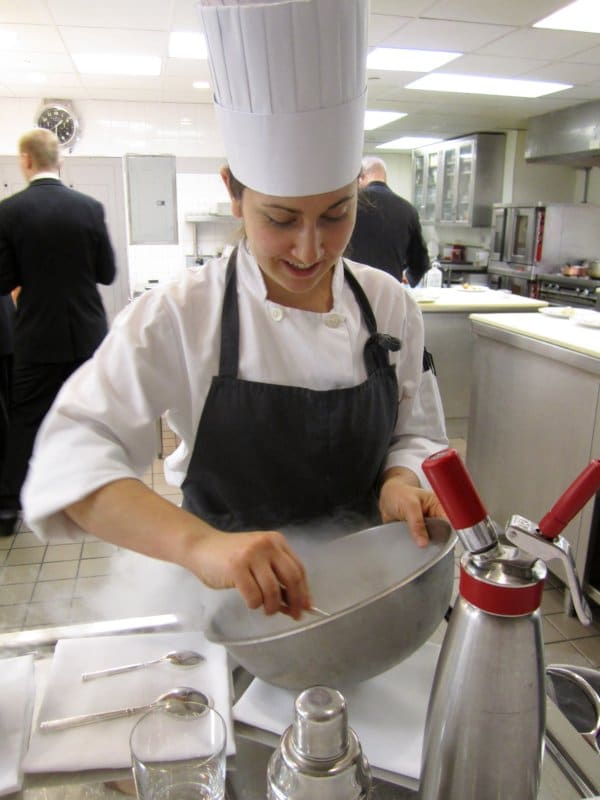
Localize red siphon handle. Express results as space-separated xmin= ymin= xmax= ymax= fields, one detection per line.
xmin=538 ymin=460 xmax=600 ymax=539
xmin=422 ymin=448 xmax=488 ymax=530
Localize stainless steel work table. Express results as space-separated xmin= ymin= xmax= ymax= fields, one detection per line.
xmin=2 ymin=619 xmax=598 ymax=799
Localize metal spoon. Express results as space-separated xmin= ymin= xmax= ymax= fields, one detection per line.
xmin=279 ymin=586 xmax=331 ymax=619
xmin=81 ymin=649 xmax=205 ymax=681
xmin=40 ymin=686 xmax=211 ymax=732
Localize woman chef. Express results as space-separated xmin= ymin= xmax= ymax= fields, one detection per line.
xmin=22 ymin=0 xmax=448 ymax=620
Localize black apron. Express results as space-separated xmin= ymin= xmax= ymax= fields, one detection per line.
xmin=182 ymin=250 xmax=400 ymax=532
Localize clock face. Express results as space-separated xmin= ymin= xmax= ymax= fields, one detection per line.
xmin=37 ymin=105 xmax=79 ymax=146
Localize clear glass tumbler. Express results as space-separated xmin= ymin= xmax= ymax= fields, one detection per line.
xmin=130 ymin=701 xmax=227 ymax=800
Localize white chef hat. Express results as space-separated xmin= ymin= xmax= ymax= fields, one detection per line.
xmin=198 ymin=0 xmax=368 ymax=197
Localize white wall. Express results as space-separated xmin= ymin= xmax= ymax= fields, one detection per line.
xmin=3 ymin=97 xmax=597 ymax=288
xmin=0 ymin=98 xmax=223 ymax=158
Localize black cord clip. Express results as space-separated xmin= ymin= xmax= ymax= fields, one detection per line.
xmin=369 ymin=333 xmax=401 ymax=352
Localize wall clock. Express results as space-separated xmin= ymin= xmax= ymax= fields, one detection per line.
xmin=36 ymin=101 xmax=80 ymax=148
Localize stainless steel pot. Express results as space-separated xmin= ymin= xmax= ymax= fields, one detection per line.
xmin=204 ymin=519 xmax=456 ymax=690
xmin=589 ymin=260 xmax=600 ymax=279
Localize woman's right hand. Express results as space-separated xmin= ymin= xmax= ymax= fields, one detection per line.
xmin=64 ymin=479 xmax=312 ymax=618
xmin=187 ymin=528 xmax=313 ymax=619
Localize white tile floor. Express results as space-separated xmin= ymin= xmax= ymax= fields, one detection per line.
xmin=1 ymin=430 xmax=599 ymax=667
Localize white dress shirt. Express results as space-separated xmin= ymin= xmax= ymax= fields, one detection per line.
xmin=23 ymin=245 xmax=447 ymax=540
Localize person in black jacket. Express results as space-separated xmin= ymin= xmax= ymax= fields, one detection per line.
xmin=347 ymin=156 xmax=430 ymax=288
xmin=0 ymin=128 xmax=116 ymax=535
xmin=0 ymin=294 xmax=15 ymax=472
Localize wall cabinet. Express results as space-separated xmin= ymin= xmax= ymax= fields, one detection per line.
xmin=412 ymin=148 xmax=440 ymax=224
xmin=413 ymin=133 xmax=505 ymax=227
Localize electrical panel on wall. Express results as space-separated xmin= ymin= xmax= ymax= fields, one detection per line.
xmin=125 ymin=154 xmax=179 ymax=245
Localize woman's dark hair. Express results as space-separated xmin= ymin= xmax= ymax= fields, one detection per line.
xmin=224 ymin=167 xmax=245 ymax=200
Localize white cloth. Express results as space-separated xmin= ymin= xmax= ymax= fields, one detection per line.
xmin=198 ymin=0 xmax=368 ymax=195
xmin=0 ymin=655 xmax=35 ymax=796
xmin=23 ymin=247 xmax=447 ymax=541
xmin=24 ymin=631 xmax=235 ymax=772
xmin=233 ymin=641 xmax=441 ymax=780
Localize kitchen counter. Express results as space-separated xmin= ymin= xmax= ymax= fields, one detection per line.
xmin=469 ymin=311 xmax=600 ymax=360
xmin=414 ymin=286 xmax=546 ymax=312
xmin=414 ymin=289 xmax=547 ymax=436
xmin=6 ymin=632 xmax=599 ymax=800
xmin=466 ymin=313 xmax=600 ymax=595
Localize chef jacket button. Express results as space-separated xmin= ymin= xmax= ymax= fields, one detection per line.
xmin=324 ymin=314 xmax=343 ymax=328
xmin=270 ymin=306 xmax=284 ymax=322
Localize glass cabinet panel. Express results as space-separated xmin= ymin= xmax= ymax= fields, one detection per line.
xmin=456 ymin=141 xmax=474 ymax=222
xmin=413 ymin=152 xmax=425 ymax=215
xmin=439 ymin=147 xmax=457 ymax=222
xmin=423 ymin=151 xmax=439 ymax=222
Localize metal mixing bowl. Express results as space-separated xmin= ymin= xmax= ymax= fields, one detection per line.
xmin=204 ymin=518 xmax=456 ymax=689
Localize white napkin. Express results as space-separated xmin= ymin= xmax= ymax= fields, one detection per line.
xmin=233 ymin=641 xmax=440 ymax=780
xmin=0 ymin=655 xmax=35 ymax=796
xmin=24 ymin=631 xmax=234 ymax=773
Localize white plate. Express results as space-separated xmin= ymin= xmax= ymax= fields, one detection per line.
xmin=538 ymin=306 xmax=575 ymax=319
xmin=456 ymin=285 xmax=487 ymax=292
xmin=574 ymin=312 xmax=600 ymax=329
xmin=410 ymin=290 xmax=440 ymax=303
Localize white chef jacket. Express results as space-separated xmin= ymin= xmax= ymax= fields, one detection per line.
xmin=23 ymin=244 xmax=447 ymax=541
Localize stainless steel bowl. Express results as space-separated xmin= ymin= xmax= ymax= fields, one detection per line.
xmin=205 ymin=519 xmax=456 ymax=689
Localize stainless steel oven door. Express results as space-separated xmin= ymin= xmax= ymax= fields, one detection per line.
xmin=491 ymin=207 xmax=507 ymax=261
xmin=505 ymin=206 xmax=543 ymax=266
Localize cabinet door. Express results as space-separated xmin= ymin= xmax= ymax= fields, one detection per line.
xmin=439 ymin=146 xmax=458 ymax=223
xmin=60 ymin=158 xmax=131 ymax=324
xmin=456 ymin=140 xmax=475 ymax=223
xmin=423 ymin=150 xmax=440 ymax=223
xmin=0 ymin=160 xmax=26 ymax=200
xmin=412 ymin=152 xmax=425 ymax=216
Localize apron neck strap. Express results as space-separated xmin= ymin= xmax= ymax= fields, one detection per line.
xmin=218 ymin=251 xmax=400 ymax=378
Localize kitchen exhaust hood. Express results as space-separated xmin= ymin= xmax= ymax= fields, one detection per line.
xmin=525 ymin=100 xmax=600 ymax=168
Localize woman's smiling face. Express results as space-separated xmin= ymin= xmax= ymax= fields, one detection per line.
xmin=222 ymin=170 xmax=358 ymax=312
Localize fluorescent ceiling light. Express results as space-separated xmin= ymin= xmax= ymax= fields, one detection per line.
xmin=73 ymin=53 xmax=161 ymax=76
xmin=192 ymin=80 xmax=210 ymax=90
xmin=367 ymin=48 xmax=461 ymax=72
xmin=534 ymin=0 xmax=600 ymax=34
xmin=406 ymin=73 xmax=571 ymax=98
xmin=169 ymin=32 xmax=207 ymax=59
xmin=364 ymin=110 xmax=406 ymax=130
xmin=377 ymin=136 xmax=441 ymax=151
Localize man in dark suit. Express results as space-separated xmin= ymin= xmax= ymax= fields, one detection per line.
xmin=0 ymin=128 xmax=116 ymax=535
xmin=347 ymin=156 xmax=430 ymax=288
xmin=0 ymin=294 xmax=15 ymax=472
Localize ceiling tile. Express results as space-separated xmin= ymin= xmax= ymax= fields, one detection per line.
xmin=381 ymin=18 xmax=516 ymax=51
xmin=370 ymin=0 xmax=433 ymax=16
xmin=164 ymin=59 xmax=211 ymax=79
xmin=4 ymin=24 xmax=67 ymax=53
xmin=0 ymin=51 xmax=75 ymax=72
xmin=479 ymin=28 xmax=600 ymax=60
xmin=47 ymin=0 xmax=172 ymax=31
xmin=424 ymin=0 xmax=568 ymax=27
xmin=520 ymin=62 xmax=600 ymax=84
xmin=0 ymin=0 xmax=53 ymax=24
xmin=368 ymin=14 xmax=411 ymax=46
xmin=569 ymin=45 xmax=600 ymax=65
xmin=60 ymin=26 xmax=167 ymax=55
xmin=440 ymin=54 xmax=551 ymax=77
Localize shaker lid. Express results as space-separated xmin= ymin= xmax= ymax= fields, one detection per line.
xmin=292 ymin=685 xmax=348 ymax=761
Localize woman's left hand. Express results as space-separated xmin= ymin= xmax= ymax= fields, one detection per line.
xmin=379 ymin=469 xmax=447 ymax=547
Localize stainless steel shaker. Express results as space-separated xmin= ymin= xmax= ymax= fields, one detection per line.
xmin=419 ymin=449 xmax=599 ymax=800
xmin=267 ymin=685 xmax=372 ymax=800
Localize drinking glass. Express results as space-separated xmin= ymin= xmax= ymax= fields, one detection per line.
xmin=130 ymin=701 xmax=227 ymax=799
